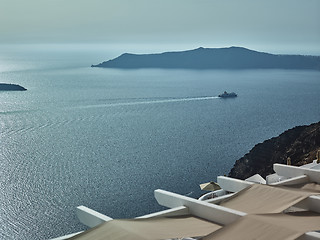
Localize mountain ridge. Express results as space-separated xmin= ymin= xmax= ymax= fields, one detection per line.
xmin=92 ymin=46 xmax=320 ymax=70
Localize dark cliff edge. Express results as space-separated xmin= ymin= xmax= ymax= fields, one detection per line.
xmin=229 ymin=121 xmax=320 ymax=179
xmin=0 ymin=83 xmax=27 ymax=91
xmin=91 ymin=46 xmax=320 ymax=70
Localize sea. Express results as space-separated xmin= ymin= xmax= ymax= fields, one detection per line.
xmin=0 ymin=44 xmax=319 ymax=239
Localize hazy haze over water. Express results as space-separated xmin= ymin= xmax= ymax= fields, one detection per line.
xmin=1 ymin=0 xmax=320 ymax=54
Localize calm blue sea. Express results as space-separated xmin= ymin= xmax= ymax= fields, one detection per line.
xmin=0 ymin=44 xmax=319 ymax=239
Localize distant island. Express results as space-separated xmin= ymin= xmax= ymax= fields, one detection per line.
xmin=0 ymin=83 xmax=27 ymax=91
xmin=91 ymin=46 xmax=320 ymax=70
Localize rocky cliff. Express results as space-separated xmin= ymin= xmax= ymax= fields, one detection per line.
xmin=229 ymin=121 xmax=320 ymax=179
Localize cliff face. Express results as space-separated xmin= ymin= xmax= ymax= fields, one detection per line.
xmin=229 ymin=121 xmax=320 ymax=179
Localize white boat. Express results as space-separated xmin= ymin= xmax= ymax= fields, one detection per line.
xmin=218 ymin=91 xmax=237 ymax=98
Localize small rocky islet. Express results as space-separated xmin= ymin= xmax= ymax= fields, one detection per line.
xmin=0 ymin=83 xmax=27 ymax=91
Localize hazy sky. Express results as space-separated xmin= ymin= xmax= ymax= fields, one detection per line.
xmin=1 ymin=0 xmax=320 ymax=54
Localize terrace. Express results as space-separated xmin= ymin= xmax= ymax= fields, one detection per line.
xmin=52 ymin=160 xmax=320 ymax=240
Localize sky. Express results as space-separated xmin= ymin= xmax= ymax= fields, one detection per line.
xmin=0 ymin=0 xmax=320 ymax=54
